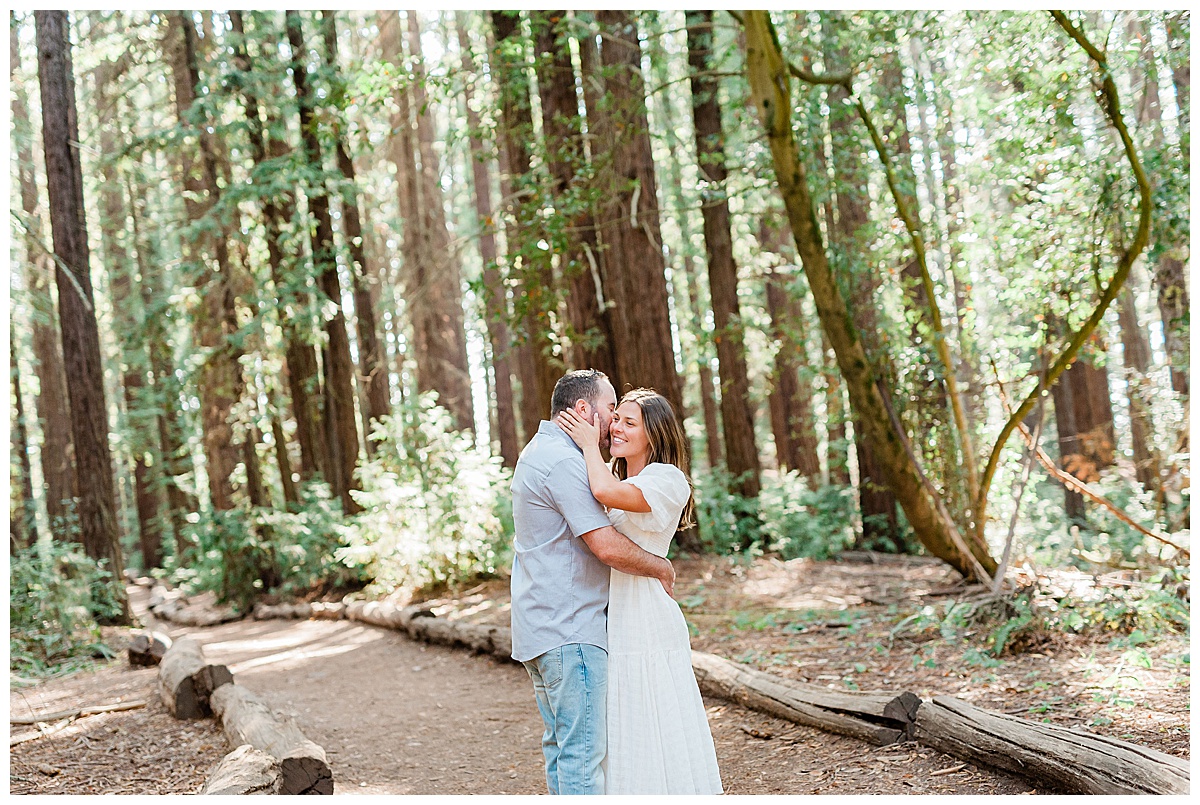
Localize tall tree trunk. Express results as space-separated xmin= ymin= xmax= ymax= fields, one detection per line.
xmin=404 ymin=11 xmax=475 ymax=432
xmin=167 ymin=12 xmax=242 ymax=513
xmin=1051 ymin=341 xmax=1115 ymax=524
xmin=532 ymin=11 xmax=618 ymax=379
xmin=286 ymin=10 xmax=362 ymax=513
xmin=11 ymin=328 xmax=36 ymax=553
xmin=686 ymin=9 xmax=761 ymax=498
xmin=744 ymin=10 xmax=994 ymax=580
xmin=322 ymin=11 xmax=391 ymax=448
xmin=230 ymin=10 xmax=326 ymax=481
xmin=824 ymin=16 xmax=900 ymax=546
xmin=12 ymin=13 xmax=77 ymax=533
xmin=1159 ymin=12 xmax=1190 ymax=399
xmin=590 ymin=10 xmax=683 ymax=416
xmin=456 ymin=12 xmax=519 ymax=466
xmin=35 ymin=9 xmax=129 ymax=617
xmin=1117 ymin=283 xmax=1159 ymax=489
xmin=491 ymin=10 xmax=558 ymax=433
xmin=95 ymin=50 xmax=164 ymax=570
xmin=765 ymin=272 xmax=821 ymax=485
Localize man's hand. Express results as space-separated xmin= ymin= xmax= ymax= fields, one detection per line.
xmin=658 ymin=559 xmax=676 ymax=598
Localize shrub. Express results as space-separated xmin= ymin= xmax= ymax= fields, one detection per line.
xmin=10 ymin=541 xmax=119 ymax=677
xmin=759 ymin=474 xmax=856 ymax=560
xmin=179 ymin=481 xmax=362 ymax=611
xmin=338 ymin=393 xmax=514 ymax=593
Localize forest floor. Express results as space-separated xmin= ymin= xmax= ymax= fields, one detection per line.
xmin=9 ymin=553 xmax=1188 ymax=795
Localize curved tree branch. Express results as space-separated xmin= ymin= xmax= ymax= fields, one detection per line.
xmin=975 ymin=11 xmax=1153 ymax=541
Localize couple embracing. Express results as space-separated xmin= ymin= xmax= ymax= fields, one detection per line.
xmin=510 ymin=369 xmax=723 ymax=795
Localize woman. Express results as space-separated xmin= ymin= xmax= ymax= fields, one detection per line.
xmin=557 ymin=388 xmax=723 ymax=795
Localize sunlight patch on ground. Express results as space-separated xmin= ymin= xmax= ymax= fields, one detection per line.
xmin=228 ymin=628 xmax=382 ymax=674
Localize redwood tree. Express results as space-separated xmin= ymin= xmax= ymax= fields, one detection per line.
xmin=35 ymin=9 xmax=129 ymax=617
xmin=686 ymin=9 xmax=761 ymax=498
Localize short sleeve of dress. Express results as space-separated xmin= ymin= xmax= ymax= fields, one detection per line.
xmin=622 ymin=463 xmax=690 ymax=534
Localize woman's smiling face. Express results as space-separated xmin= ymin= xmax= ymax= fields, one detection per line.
xmin=608 ymin=401 xmax=650 ymax=461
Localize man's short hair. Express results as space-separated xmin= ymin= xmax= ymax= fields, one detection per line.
xmin=550 ymin=369 xmax=610 ymax=417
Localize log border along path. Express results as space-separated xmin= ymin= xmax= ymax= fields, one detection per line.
xmin=147 ymin=585 xmax=1187 ymax=795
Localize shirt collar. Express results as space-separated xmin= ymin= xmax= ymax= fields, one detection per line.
xmin=537 ymin=419 xmax=585 ymax=454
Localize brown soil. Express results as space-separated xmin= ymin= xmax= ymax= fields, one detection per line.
xmin=9 ymin=554 xmax=1187 ymax=795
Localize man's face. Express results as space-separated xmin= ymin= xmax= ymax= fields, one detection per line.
xmin=576 ymin=380 xmax=617 ymax=452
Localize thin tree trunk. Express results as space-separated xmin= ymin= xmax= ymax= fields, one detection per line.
xmin=286 ymin=10 xmax=362 ymax=513
xmin=35 ymin=9 xmax=129 ymax=617
xmin=269 ymin=404 xmax=298 ymax=507
xmin=12 ymin=13 xmax=76 ymax=533
xmin=824 ymin=16 xmax=900 ymax=546
xmin=167 ymin=12 xmax=242 ymax=513
xmin=230 ymin=10 xmax=326 ymax=482
xmin=590 ymin=10 xmax=683 ymax=416
xmin=765 ymin=272 xmax=821 ymax=486
xmin=686 ymin=9 xmax=761 ymax=498
xmin=1117 ymin=284 xmax=1159 ymax=489
xmin=404 ymin=11 xmax=475 ymax=432
xmin=456 ymin=12 xmax=519 ymax=466
xmin=95 ymin=51 xmax=164 ymax=570
xmin=322 ymin=11 xmax=391 ymax=448
xmin=10 ymin=328 xmax=36 ymax=553
xmin=491 ymin=10 xmax=558 ymax=433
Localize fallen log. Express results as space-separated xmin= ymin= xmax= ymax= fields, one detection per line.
xmin=158 ymin=637 xmax=234 ymax=719
xmin=914 ymin=695 xmax=1189 ymax=795
xmin=152 ymin=589 xmax=242 ymax=627
xmin=201 ymin=744 xmax=282 ymax=795
xmin=10 ymin=700 xmax=147 ymax=725
xmin=690 ymin=651 xmax=917 ymax=746
xmin=211 ymin=684 xmax=333 ymax=795
xmin=309 ymin=602 xmax=346 ymax=620
xmin=128 ymin=631 xmax=172 ymax=667
xmin=253 ymin=602 xmax=312 ymax=621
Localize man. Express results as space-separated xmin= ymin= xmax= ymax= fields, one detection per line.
xmin=510 ymin=369 xmax=675 ymax=795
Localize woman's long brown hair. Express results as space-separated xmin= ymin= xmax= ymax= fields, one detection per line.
xmin=610 ymin=389 xmax=697 ymax=530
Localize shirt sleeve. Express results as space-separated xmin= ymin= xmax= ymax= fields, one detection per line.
xmin=545 ymin=456 xmax=613 ymax=538
xmin=621 ymin=463 xmax=690 ymax=534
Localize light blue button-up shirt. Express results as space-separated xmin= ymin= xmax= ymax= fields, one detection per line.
xmin=510 ymin=421 xmax=613 ymax=662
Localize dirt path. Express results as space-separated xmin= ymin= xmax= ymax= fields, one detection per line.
xmin=11 ymin=583 xmax=1038 ymax=795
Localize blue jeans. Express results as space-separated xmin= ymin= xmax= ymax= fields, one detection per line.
xmin=522 ymin=643 xmax=607 ymax=795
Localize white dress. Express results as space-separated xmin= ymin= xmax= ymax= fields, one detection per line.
xmin=603 ymin=462 xmax=723 ymax=794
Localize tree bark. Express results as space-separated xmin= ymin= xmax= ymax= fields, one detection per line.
xmin=1051 ymin=346 xmax=1115 ymax=523
xmin=10 ymin=328 xmax=36 ymax=553
xmin=35 ymin=10 xmax=131 ymax=613
xmin=321 ymin=11 xmax=391 ymax=449
xmin=230 ymin=11 xmax=326 ymax=482
xmin=157 ymin=637 xmax=233 ymax=720
xmin=403 ymin=12 xmax=476 ymax=433
xmin=12 ymin=14 xmax=76 ymax=533
xmin=167 ymin=12 xmax=242 ymax=513
xmin=94 ymin=50 xmax=164 ymax=570
xmin=686 ymin=9 xmax=760 ymax=498
xmin=286 ymin=10 xmax=362 ymax=513
xmin=491 ymin=10 xmax=558 ymax=432
xmin=914 ymin=695 xmax=1189 ymax=795
xmin=1117 ymin=283 xmax=1159 ymax=490
xmin=823 ymin=16 xmax=901 ymax=546
xmin=532 ymin=11 xmax=618 ymax=380
xmin=765 ymin=272 xmax=821 ymax=485
xmin=744 ymin=10 xmax=994 ymax=580
xmin=590 ymin=10 xmax=684 ymax=416
xmin=456 ymin=12 xmax=519 ymax=466
xmin=210 ymin=684 xmax=333 ymax=795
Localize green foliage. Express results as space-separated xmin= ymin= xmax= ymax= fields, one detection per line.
xmin=9 ymin=541 xmax=119 ymax=677
xmin=339 ymin=393 xmax=514 ymax=593
xmin=759 ymin=474 xmax=856 ymax=561
xmin=694 ymin=468 xmax=855 ymax=560
xmin=178 ymin=482 xmax=358 ymax=611
xmin=693 ymin=468 xmax=763 ymax=555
